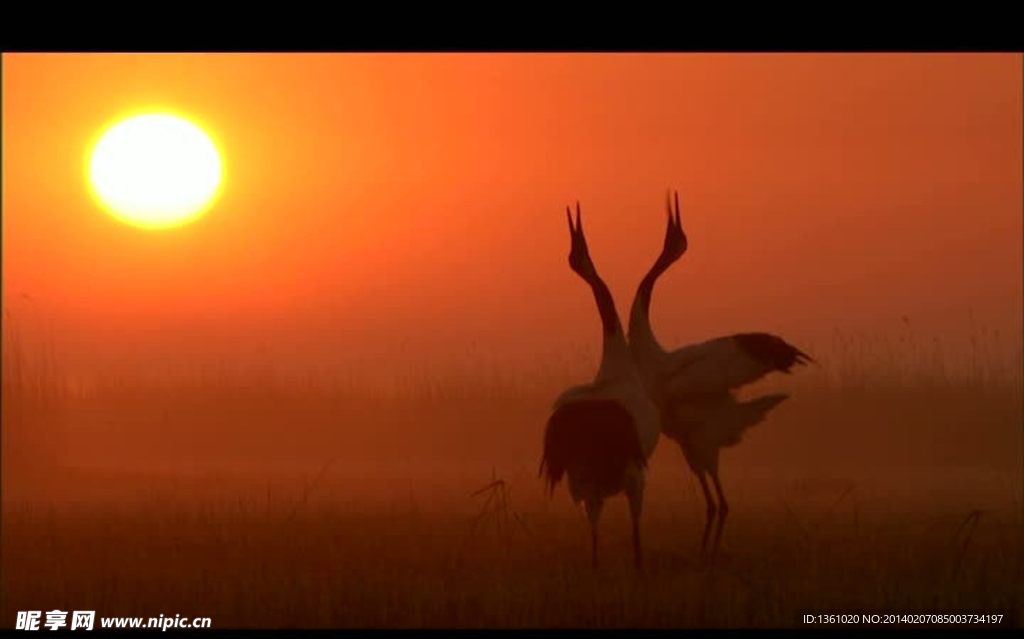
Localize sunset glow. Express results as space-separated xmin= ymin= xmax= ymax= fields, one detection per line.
xmin=2 ymin=52 xmax=1021 ymax=630
xmin=87 ymin=112 xmax=223 ymax=229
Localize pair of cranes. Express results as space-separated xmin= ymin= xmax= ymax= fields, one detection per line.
xmin=540 ymin=193 xmax=812 ymax=572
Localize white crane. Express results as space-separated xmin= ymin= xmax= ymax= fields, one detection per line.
xmin=627 ymin=191 xmax=813 ymax=556
xmin=540 ymin=202 xmax=662 ymax=572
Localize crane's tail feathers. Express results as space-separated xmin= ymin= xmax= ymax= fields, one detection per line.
xmin=733 ymin=333 xmax=815 ymax=374
xmin=719 ymin=393 xmax=789 ymax=446
xmin=540 ymin=399 xmax=644 ymax=498
xmin=792 ymin=347 xmax=815 ymax=367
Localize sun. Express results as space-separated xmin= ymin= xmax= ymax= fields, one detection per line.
xmin=87 ymin=112 xmax=224 ymax=230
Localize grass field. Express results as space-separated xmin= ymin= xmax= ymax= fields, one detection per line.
xmin=2 ymin=319 xmax=1022 ymax=628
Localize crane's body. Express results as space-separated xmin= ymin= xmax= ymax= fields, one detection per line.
xmin=627 ymin=192 xmax=812 ymax=555
xmin=540 ymin=203 xmax=661 ymax=572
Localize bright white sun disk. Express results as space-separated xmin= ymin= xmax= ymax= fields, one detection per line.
xmin=88 ymin=113 xmax=223 ymax=229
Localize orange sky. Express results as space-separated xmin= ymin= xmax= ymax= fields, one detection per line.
xmin=2 ymin=53 xmax=1021 ymax=380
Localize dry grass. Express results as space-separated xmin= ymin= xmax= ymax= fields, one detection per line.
xmin=2 ymin=314 xmax=1022 ymax=628
xmin=2 ymin=469 xmax=1020 ymax=628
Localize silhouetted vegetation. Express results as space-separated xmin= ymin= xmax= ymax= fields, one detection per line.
xmin=2 ymin=317 xmax=1021 ymax=627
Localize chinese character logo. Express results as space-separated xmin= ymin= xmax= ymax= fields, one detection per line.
xmin=71 ymin=611 xmax=95 ymax=631
xmin=15 ymin=611 xmax=41 ymax=630
xmin=44 ymin=611 xmax=67 ymax=631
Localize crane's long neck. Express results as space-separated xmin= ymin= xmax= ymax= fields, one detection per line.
xmin=628 ymin=253 xmax=674 ymax=358
xmin=584 ymin=273 xmax=632 ymax=380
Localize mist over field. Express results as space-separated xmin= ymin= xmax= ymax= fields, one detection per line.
xmin=3 ymin=315 xmax=1021 ymax=627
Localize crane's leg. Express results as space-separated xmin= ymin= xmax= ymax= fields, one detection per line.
xmin=625 ymin=472 xmax=645 ymax=574
xmin=584 ymin=499 xmax=603 ymax=571
xmin=710 ymin=471 xmax=729 ymax=556
xmin=697 ymin=472 xmax=717 ymax=556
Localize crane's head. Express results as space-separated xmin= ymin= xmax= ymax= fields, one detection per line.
xmin=661 ymin=190 xmax=687 ymax=264
xmin=566 ymin=202 xmax=597 ymax=281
